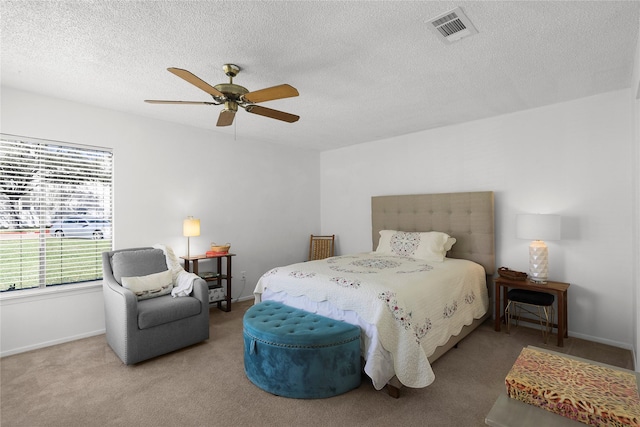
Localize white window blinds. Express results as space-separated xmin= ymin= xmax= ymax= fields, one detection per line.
xmin=0 ymin=135 xmax=113 ymax=291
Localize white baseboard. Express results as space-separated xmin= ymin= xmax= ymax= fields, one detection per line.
xmin=512 ymin=321 xmax=633 ymax=351
xmin=2 ymin=295 xmax=255 ymax=358
xmin=0 ymin=329 xmax=105 ymax=358
xmin=234 ymin=295 xmax=255 ymax=303
xmin=568 ymin=330 xmax=634 ymax=352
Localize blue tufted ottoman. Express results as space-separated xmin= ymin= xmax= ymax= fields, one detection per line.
xmin=243 ymin=300 xmax=361 ymax=399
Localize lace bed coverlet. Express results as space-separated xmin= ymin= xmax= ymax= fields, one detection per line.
xmin=254 ymin=253 xmax=488 ymax=389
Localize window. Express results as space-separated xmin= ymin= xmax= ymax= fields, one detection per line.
xmin=0 ymin=135 xmax=113 ymax=291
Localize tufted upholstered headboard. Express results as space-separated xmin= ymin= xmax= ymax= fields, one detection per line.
xmin=371 ymin=191 xmax=495 ymax=274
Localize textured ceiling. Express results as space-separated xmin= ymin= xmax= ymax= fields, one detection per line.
xmin=1 ymin=1 xmax=639 ymax=151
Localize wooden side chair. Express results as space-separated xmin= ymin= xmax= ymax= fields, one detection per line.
xmin=308 ymin=234 xmax=335 ymax=261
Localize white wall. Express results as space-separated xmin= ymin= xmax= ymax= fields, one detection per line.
xmin=320 ymin=89 xmax=636 ymax=349
xmin=1 ymin=85 xmax=636 ymax=356
xmin=633 ymin=22 xmax=640 ymax=369
xmin=0 ymin=87 xmax=320 ymax=356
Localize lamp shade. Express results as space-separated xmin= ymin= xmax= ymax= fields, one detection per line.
xmin=516 ymin=214 xmax=561 ymax=241
xmin=183 ymin=217 xmax=201 ymax=237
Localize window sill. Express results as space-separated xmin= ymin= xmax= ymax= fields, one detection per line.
xmin=0 ymin=281 xmax=102 ymax=304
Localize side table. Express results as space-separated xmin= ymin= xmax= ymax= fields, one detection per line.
xmin=181 ymin=253 xmax=235 ymax=312
xmin=494 ymin=277 xmax=569 ymax=347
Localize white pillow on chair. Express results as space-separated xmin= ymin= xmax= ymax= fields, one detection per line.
xmin=121 ymin=270 xmax=173 ymax=300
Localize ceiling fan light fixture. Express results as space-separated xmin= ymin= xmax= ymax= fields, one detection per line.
xmin=213 ymin=83 xmax=249 ymax=100
xmin=223 ymin=101 xmax=238 ymax=112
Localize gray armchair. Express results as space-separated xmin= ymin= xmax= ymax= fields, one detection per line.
xmin=102 ymin=247 xmax=209 ymax=364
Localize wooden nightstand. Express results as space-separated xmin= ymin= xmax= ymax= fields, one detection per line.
xmin=494 ymin=276 xmax=569 ymax=347
xmin=181 ymin=253 xmax=235 ymax=312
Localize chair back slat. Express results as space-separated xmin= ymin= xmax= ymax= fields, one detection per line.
xmin=308 ymin=235 xmax=335 ymax=261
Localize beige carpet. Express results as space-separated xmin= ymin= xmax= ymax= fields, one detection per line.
xmin=1 ymin=300 xmax=633 ymax=427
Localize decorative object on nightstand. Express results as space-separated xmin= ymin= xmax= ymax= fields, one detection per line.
xmin=207 ymin=242 xmax=230 ymax=257
xmin=516 ymin=214 xmax=561 ymax=284
xmin=183 ymin=216 xmax=200 ymax=259
xmin=498 ymin=267 xmax=527 ymax=281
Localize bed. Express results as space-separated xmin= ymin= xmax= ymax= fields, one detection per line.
xmin=254 ymin=191 xmax=495 ymax=397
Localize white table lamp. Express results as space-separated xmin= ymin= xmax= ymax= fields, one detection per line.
xmin=516 ymin=214 xmax=561 ymax=283
xmin=183 ymin=216 xmax=200 ymax=259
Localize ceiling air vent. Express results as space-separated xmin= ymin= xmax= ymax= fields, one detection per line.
xmin=427 ymin=7 xmax=478 ymax=43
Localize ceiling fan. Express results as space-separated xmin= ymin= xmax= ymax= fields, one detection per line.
xmin=145 ymin=64 xmax=299 ymax=126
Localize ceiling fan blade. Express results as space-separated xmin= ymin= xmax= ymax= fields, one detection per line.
xmin=167 ymin=67 xmax=225 ymax=98
xmin=144 ymin=100 xmax=217 ymax=105
xmin=245 ymin=105 xmax=300 ymax=123
xmin=242 ymin=84 xmax=299 ymax=104
xmin=217 ymin=109 xmax=236 ymax=127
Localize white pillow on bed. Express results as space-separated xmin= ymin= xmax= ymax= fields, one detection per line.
xmin=375 ymin=230 xmax=456 ymax=262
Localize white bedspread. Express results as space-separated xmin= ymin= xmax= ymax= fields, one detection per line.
xmin=253 ymin=253 xmax=488 ymax=389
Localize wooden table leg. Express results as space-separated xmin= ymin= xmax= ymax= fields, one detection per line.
xmin=557 ymin=290 xmax=565 ymax=347
xmin=224 ymin=255 xmax=232 ymax=312
xmin=563 ymin=291 xmax=568 ymax=338
xmin=501 ymin=286 xmax=508 ymax=326
xmin=494 ymin=281 xmax=501 ymax=331
xmin=227 ymin=255 xmax=232 ymax=311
